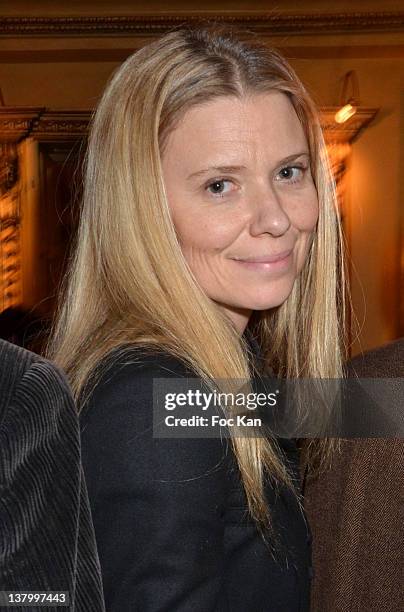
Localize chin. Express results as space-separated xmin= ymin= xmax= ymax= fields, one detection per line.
xmin=229 ymin=294 xmax=294 ymax=313
xmin=243 ymin=281 xmax=296 ymax=311
xmin=213 ymin=280 xmax=297 ymax=315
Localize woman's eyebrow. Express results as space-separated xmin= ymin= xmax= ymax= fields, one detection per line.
xmin=278 ymin=151 xmax=310 ymax=164
xmin=186 ymin=152 xmax=310 ymax=181
xmin=186 ymin=165 xmax=247 ymax=181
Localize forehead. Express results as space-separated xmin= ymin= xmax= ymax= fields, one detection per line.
xmin=162 ymin=91 xmax=308 ymax=165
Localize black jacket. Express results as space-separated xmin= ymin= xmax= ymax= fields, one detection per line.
xmin=0 ymin=339 xmax=105 ymax=612
xmin=80 ymin=338 xmax=312 ymax=611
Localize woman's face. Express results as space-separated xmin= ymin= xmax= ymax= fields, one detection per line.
xmin=161 ymin=91 xmax=319 ymax=334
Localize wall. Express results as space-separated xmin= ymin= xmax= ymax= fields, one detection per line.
xmin=290 ymin=52 xmax=404 ymax=354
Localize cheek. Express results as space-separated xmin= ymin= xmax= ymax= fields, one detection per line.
xmin=303 ymin=198 xmax=319 ymax=231
xmin=290 ymin=192 xmax=319 ymax=267
xmin=172 ymin=207 xmax=243 ymax=253
xmin=288 ymin=189 xmax=319 ymax=232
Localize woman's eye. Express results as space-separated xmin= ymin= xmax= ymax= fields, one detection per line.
xmin=206 ymin=179 xmax=234 ymax=198
xmin=275 ymin=166 xmax=305 ymax=183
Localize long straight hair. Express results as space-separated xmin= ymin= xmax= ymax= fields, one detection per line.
xmin=47 ymin=25 xmax=346 ymax=533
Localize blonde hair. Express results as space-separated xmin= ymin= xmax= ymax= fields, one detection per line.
xmin=47 ymin=25 xmax=346 ymax=534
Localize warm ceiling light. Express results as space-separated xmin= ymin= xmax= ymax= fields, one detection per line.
xmin=335 ymin=71 xmax=360 ymax=125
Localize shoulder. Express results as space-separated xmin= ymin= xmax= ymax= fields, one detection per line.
xmin=0 ymin=339 xmax=39 ymax=414
xmin=346 ymin=338 xmax=404 ymax=377
xmin=0 ymin=337 xmax=39 ymax=370
xmin=79 ymin=346 xmax=230 ymax=490
xmin=0 ymin=339 xmax=76 ymax=429
xmin=80 ymin=345 xmax=195 ymax=421
xmin=80 ymin=344 xmax=213 ymax=435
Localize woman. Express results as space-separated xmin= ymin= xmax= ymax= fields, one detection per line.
xmin=48 ymin=26 xmax=345 ymax=611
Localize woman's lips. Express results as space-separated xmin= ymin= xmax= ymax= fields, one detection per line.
xmin=231 ymin=249 xmax=293 ymax=270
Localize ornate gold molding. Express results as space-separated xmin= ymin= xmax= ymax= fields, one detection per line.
xmin=0 ymin=12 xmax=403 ymax=37
xmin=0 ymin=108 xmax=45 ymax=143
xmin=0 ymin=109 xmax=91 ymax=142
xmin=31 ymin=111 xmax=91 ymax=141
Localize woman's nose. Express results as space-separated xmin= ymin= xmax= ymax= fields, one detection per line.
xmin=248 ymin=186 xmax=291 ymax=237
